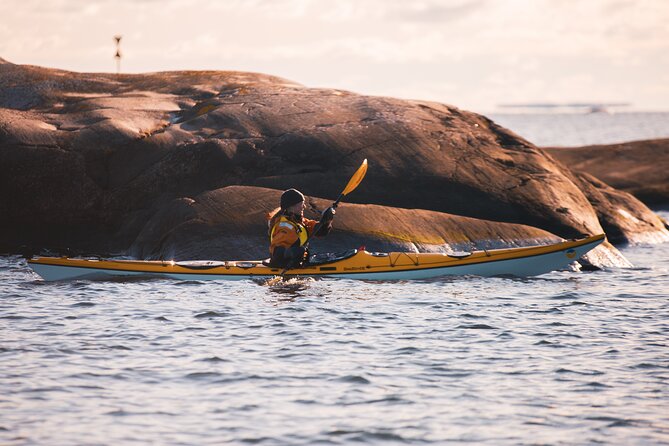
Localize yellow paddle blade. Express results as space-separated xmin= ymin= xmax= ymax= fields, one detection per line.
xmin=342 ymin=159 xmax=368 ymax=196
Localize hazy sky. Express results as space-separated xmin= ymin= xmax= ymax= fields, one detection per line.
xmin=1 ymin=0 xmax=667 ymax=112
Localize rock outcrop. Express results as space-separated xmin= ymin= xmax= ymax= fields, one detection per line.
xmin=545 ymin=139 xmax=669 ymax=208
xmin=1 ymin=58 xmax=665 ymax=266
xmin=569 ymin=172 xmax=669 ymax=244
xmin=130 ymin=185 xmax=564 ymax=260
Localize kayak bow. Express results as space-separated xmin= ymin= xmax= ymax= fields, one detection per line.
xmin=27 ymin=234 xmax=605 ymax=281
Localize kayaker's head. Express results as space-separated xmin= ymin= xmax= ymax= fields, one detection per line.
xmin=281 ymin=188 xmax=305 ymax=216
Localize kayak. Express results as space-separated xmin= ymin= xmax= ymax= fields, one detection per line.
xmin=27 ymin=234 xmax=605 ymax=281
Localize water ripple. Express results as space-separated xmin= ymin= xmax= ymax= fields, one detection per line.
xmin=194 ymin=311 xmax=229 ymax=319
xmin=456 ymin=323 xmax=497 ymax=330
xmin=2 ymin=233 xmax=669 ymax=445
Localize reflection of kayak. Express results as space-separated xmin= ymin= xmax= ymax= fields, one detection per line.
xmin=27 ymin=234 xmax=605 ymax=282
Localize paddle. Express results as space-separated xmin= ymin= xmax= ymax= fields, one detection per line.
xmin=280 ymin=159 xmax=368 ymax=275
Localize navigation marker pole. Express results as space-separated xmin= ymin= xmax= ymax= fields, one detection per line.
xmin=114 ymin=35 xmax=122 ymax=75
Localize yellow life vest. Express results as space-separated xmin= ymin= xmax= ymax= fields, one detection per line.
xmin=269 ymin=215 xmax=309 ymax=247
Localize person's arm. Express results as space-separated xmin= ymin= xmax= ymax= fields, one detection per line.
xmin=306 ymin=207 xmax=335 ymax=237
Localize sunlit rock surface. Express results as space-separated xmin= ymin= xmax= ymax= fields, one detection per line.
xmin=130 ymin=186 xmax=562 ymax=261
xmin=571 ymin=172 xmax=669 ymax=245
xmin=1 ymin=58 xmax=662 ymax=268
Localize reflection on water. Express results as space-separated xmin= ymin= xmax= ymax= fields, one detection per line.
xmin=1 ymin=231 xmax=668 ymax=445
xmin=260 ymin=276 xmax=315 ymax=301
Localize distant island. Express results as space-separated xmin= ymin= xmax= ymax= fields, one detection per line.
xmin=497 ymin=102 xmax=631 ymax=113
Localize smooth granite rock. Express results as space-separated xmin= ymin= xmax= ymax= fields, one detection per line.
xmin=129 ymin=185 xmax=563 ymax=260
xmin=1 ymin=59 xmax=665 ymax=266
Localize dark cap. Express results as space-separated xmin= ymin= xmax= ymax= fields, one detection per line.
xmin=281 ymin=188 xmax=305 ymax=209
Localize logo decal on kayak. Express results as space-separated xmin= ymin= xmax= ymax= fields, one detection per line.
xmin=344 ymin=266 xmax=366 ymax=271
xmin=565 ymin=249 xmax=577 ymax=259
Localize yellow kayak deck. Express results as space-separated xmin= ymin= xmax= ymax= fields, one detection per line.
xmin=28 ymin=234 xmax=606 ymax=281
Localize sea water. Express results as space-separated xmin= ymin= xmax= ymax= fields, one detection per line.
xmin=1 ymin=115 xmax=668 ymax=445
xmin=1 ymin=237 xmax=668 ymax=445
xmin=488 ymin=111 xmax=669 ymax=147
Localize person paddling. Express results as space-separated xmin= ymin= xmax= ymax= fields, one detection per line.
xmin=267 ymin=189 xmax=335 ymax=268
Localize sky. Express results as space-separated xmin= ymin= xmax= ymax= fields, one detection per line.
xmin=1 ymin=0 xmax=668 ymax=112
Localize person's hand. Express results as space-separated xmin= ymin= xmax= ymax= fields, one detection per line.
xmin=321 ymin=207 xmax=336 ymax=222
